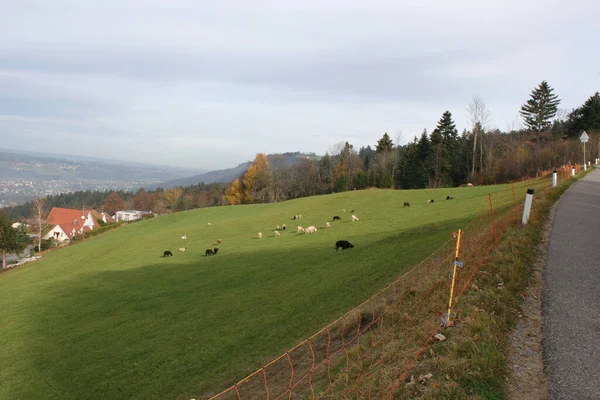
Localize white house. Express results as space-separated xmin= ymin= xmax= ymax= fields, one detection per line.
xmin=43 ymin=207 xmax=101 ymax=242
xmin=114 ymin=210 xmax=153 ymax=222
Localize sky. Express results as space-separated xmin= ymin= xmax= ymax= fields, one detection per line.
xmin=1 ymin=0 xmax=599 ymax=170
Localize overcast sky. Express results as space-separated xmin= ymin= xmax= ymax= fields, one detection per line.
xmin=1 ymin=0 xmax=598 ymax=170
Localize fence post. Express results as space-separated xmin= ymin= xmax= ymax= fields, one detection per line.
xmin=571 ymin=167 xmax=575 ymax=176
xmin=444 ymin=230 xmax=463 ymax=327
xmin=488 ymin=194 xmax=498 ymax=245
xmin=552 ymin=170 xmax=557 ymax=187
xmin=522 ymin=189 xmax=534 ymax=225
xmin=511 ymin=182 xmax=516 ymax=205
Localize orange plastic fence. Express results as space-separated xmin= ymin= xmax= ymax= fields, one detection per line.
xmin=206 ymin=167 xmax=580 ymax=400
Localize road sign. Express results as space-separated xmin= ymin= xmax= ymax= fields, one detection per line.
xmin=580 ymin=131 xmax=589 ymax=143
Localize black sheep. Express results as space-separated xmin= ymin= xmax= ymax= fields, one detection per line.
xmin=403 ymin=202 xmax=410 ymax=207
xmin=205 ymin=249 xmax=214 ymax=256
xmin=163 ymin=250 xmax=173 ymax=257
xmin=332 ymin=216 xmax=341 ymax=221
xmin=213 ymin=247 xmax=219 ymax=255
xmin=335 ymin=240 xmax=354 ymax=251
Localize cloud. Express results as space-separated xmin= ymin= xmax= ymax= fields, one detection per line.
xmin=1 ymin=0 xmax=599 ymax=169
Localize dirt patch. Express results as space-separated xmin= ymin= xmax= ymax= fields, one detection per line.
xmin=506 ymin=200 xmax=560 ymax=400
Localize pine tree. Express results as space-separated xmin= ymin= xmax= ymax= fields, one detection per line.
xmin=429 ymin=111 xmax=458 ymax=187
xmin=375 ymin=133 xmax=394 ymax=154
xmin=568 ymin=92 xmax=600 ymax=137
xmin=0 ymin=210 xmax=28 ymax=269
xmin=520 ymin=80 xmax=561 ymax=143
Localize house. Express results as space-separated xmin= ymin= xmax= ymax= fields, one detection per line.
xmin=43 ymin=207 xmax=101 ymax=242
xmin=114 ymin=210 xmax=153 ymax=222
xmin=88 ymin=210 xmax=115 ymax=225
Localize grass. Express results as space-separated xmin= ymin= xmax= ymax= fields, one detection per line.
xmin=0 ymin=180 xmax=543 ymax=400
xmin=391 ymin=171 xmax=590 ymax=399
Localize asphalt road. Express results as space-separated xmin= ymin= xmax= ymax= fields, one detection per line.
xmin=543 ymin=167 xmax=600 ymax=400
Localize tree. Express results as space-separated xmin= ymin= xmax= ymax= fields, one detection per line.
xmin=520 ymin=80 xmax=561 ymax=143
xmin=133 ymin=189 xmax=153 ymax=211
xmin=467 ymin=96 xmax=491 ymax=177
xmin=375 ymin=133 xmax=394 ymax=154
xmin=102 ymin=192 xmax=125 ymax=215
xmin=567 ymin=92 xmax=600 ymax=137
xmin=243 ymin=153 xmax=272 ymax=203
xmin=222 ymin=178 xmax=244 ymax=205
xmin=163 ymin=188 xmax=183 ymax=211
xmin=0 ymin=210 xmax=28 ymax=269
xmin=428 ymin=111 xmax=458 ymax=187
xmin=31 ymin=197 xmax=47 ymax=254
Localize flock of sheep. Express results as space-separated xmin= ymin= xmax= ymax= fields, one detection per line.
xmin=162 ymin=193 xmax=463 ymax=258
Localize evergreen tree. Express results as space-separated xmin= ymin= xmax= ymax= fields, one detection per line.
xmin=429 ymin=111 xmax=458 ymax=187
xmin=567 ymin=92 xmax=600 ymax=137
xmin=375 ymin=133 xmax=394 ymax=154
xmin=520 ymin=80 xmax=561 ymax=143
xmin=0 ymin=210 xmax=28 ymax=269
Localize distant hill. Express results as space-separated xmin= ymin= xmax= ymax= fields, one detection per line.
xmin=149 ymin=152 xmax=319 ymax=189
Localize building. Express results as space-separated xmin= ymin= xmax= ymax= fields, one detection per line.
xmin=114 ymin=210 xmax=153 ymax=222
xmin=43 ymin=207 xmax=101 ymax=242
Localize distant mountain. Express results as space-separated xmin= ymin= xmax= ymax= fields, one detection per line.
xmin=150 ymin=152 xmax=320 ymax=189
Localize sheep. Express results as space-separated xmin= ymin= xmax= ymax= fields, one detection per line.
xmin=306 ymin=226 xmax=317 ymax=233
xmin=178 ymin=247 xmax=187 ymax=252
xmin=216 ymin=239 xmax=222 ymax=245
xmin=205 ymin=249 xmax=214 ymax=256
xmin=282 ymin=224 xmax=286 ymax=231
xmin=351 ymin=215 xmax=359 ymax=222
xmin=274 ymin=230 xmax=281 ymax=237
xmin=276 ymin=225 xmax=280 ymax=230
xmin=298 ymin=214 xmax=302 ymax=219
xmin=446 ymin=195 xmax=455 ymax=200
xmin=467 ymin=183 xmax=474 ymax=187
xmin=428 ymin=199 xmax=434 ymax=204
xmin=293 ymin=215 xmax=298 ymax=220
xmin=297 ymin=226 xmax=305 ymax=233
xmin=350 ymin=209 xmax=355 ymax=213
xmin=258 ymin=232 xmax=263 ymax=239
xmin=332 ymin=216 xmax=341 ymax=221
xmin=207 ymin=222 xmax=212 ymax=227
xmin=163 ymin=250 xmax=173 ymax=257
xmin=181 ymin=235 xmax=187 ymax=240
xmin=213 ymin=247 xmax=219 ymax=255
xmin=403 ymin=202 xmax=410 ymax=208
xmin=326 ymin=222 xmax=331 ymax=228
xmin=335 ymin=240 xmax=354 ymax=251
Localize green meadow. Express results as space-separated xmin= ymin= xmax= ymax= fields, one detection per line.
xmin=0 ymin=181 xmax=542 ymax=399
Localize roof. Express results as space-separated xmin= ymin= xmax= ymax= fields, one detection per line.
xmin=46 ymin=207 xmax=100 ymax=232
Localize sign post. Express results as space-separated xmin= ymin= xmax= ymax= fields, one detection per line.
xmin=581 ymin=131 xmax=589 ymax=171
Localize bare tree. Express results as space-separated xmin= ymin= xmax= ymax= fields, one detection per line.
xmin=467 ymin=96 xmax=491 ymax=178
xmin=31 ymin=197 xmax=47 ymax=253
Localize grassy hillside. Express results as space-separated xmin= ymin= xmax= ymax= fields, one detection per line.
xmin=0 ymin=181 xmax=538 ymax=399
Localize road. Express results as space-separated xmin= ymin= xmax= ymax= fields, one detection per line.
xmin=543 ymin=167 xmax=600 ymax=400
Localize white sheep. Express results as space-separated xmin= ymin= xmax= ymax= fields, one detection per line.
xmin=276 ymin=225 xmax=280 ymax=230
xmin=306 ymin=226 xmax=317 ymax=233
xmin=297 ymin=226 xmax=305 ymax=233
xmin=181 ymin=235 xmax=187 ymax=240
xmin=207 ymin=222 xmax=212 ymax=227
xmin=178 ymin=247 xmax=187 ymax=252
xmin=258 ymin=232 xmax=263 ymax=239
xmin=298 ymin=214 xmax=302 ymax=219
xmin=467 ymin=183 xmax=474 ymax=187
xmin=325 ymin=222 xmax=331 ymax=228
xmin=274 ymin=230 xmax=281 ymax=237
xmin=351 ymin=215 xmax=359 ymax=222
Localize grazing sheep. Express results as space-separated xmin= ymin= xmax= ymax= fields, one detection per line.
xmin=326 ymin=222 xmax=331 ymax=228
xmin=428 ymin=199 xmax=434 ymax=204
xmin=213 ymin=247 xmax=219 ymax=255
xmin=216 ymin=239 xmax=222 ymax=245
xmin=178 ymin=247 xmax=187 ymax=252
xmin=403 ymin=202 xmax=410 ymax=208
xmin=181 ymin=235 xmax=187 ymax=240
xmin=297 ymin=226 xmax=305 ymax=233
xmin=163 ymin=250 xmax=173 ymax=257
xmin=258 ymin=232 xmax=263 ymax=239
xmin=274 ymin=230 xmax=281 ymax=237
xmin=293 ymin=215 xmax=298 ymax=220
xmin=351 ymin=215 xmax=359 ymax=222
xmin=467 ymin=183 xmax=474 ymax=187
xmin=332 ymin=216 xmax=341 ymax=221
xmin=298 ymin=214 xmax=302 ymax=219
xmin=207 ymin=222 xmax=212 ymax=227
xmin=446 ymin=195 xmax=455 ymax=200
xmin=205 ymin=249 xmax=214 ymax=256
xmin=306 ymin=226 xmax=317 ymax=233
xmin=335 ymin=240 xmax=354 ymax=251
xmin=276 ymin=225 xmax=280 ymax=230
xmin=282 ymin=224 xmax=286 ymax=231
